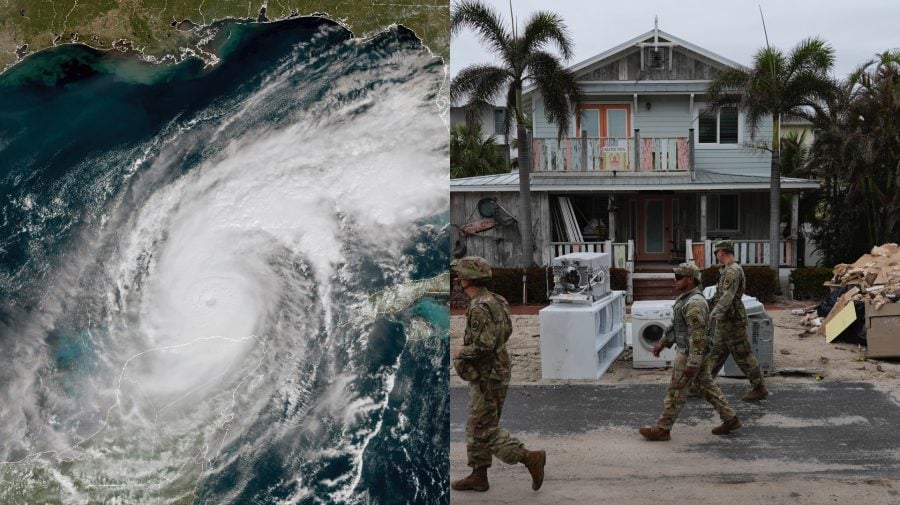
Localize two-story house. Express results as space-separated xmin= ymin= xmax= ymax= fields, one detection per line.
xmin=450 ymin=25 xmax=819 ymax=298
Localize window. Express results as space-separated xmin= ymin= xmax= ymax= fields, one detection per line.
xmin=698 ymin=108 xmax=739 ymax=144
xmin=717 ymin=194 xmax=739 ymax=231
xmin=579 ymin=109 xmax=599 ymax=137
xmin=493 ymin=109 xmax=505 ymax=135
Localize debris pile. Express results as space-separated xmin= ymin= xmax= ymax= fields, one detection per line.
xmin=828 ymin=243 xmax=900 ymax=310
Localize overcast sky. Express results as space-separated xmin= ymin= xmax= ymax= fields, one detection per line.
xmin=450 ymin=0 xmax=899 ymax=81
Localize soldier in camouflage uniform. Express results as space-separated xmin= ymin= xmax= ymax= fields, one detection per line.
xmin=450 ymin=256 xmax=546 ymax=492
xmin=639 ymin=263 xmax=742 ymax=441
xmin=707 ymin=240 xmax=769 ymax=401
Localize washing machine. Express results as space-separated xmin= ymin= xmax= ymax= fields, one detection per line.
xmin=631 ymin=300 xmax=676 ymax=368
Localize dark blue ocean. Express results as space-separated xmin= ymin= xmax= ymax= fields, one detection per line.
xmin=0 ymin=17 xmax=449 ymax=504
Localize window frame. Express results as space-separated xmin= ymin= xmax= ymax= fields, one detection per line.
xmin=694 ymin=105 xmax=743 ymax=148
xmin=714 ymin=193 xmax=740 ymax=232
xmin=493 ymin=109 xmax=505 ymax=136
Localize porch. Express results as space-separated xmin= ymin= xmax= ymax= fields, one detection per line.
xmin=549 ymin=238 xmax=798 ymax=302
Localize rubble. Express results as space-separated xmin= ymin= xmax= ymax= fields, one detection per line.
xmin=827 ymin=243 xmax=900 ymax=310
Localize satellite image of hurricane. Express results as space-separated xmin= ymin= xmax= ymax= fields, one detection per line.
xmin=0 ymin=16 xmax=449 ymax=504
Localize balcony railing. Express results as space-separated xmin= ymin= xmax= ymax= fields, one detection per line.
xmin=533 ymin=131 xmax=693 ymax=173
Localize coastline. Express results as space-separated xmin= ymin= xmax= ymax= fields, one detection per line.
xmin=1 ymin=7 xmax=448 ymax=78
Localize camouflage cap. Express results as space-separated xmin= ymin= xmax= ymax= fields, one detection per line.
xmin=450 ymin=256 xmax=492 ymax=281
xmin=673 ymin=262 xmax=701 ymax=282
xmin=713 ymin=240 xmax=734 ymax=253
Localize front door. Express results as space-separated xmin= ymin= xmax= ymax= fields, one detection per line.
xmin=635 ymin=195 xmax=673 ymax=262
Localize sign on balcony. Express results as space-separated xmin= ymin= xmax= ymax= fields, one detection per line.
xmin=602 ymin=146 xmax=628 ymax=171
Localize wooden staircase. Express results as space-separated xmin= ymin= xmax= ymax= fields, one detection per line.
xmin=632 ymin=264 xmax=680 ymax=301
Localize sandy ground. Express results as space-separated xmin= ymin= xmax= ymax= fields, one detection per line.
xmin=449 ymin=302 xmax=900 ymax=504
xmin=450 ymin=304 xmax=900 ymax=387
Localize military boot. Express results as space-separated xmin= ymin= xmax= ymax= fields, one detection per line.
xmin=521 ymin=449 xmax=546 ymax=490
xmin=711 ymin=416 xmax=742 ymax=435
xmin=638 ymin=425 xmax=671 ymax=441
xmin=451 ymin=466 xmax=489 ymax=492
xmin=742 ymin=385 xmax=769 ymax=402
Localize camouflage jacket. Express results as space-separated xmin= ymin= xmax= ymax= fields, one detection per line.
xmin=661 ymin=286 xmax=709 ymax=368
xmin=453 ymin=287 xmax=512 ymax=383
xmin=710 ymin=261 xmax=746 ymax=322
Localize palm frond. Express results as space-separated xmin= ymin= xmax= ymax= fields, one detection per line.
xmin=451 ymin=0 xmax=511 ymax=61
xmin=450 ymin=64 xmax=510 ymax=106
xmin=527 ymin=50 xmax=581 ymax=141
xmin=522 ymin=11 xmax=574 ymax=61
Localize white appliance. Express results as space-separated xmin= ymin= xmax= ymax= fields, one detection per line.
xmin=539 ymin=291 xmax=625 ymax=379
xmin=548 ymin=252 xmax=611 ymax=305
xmin=631 ymin=299 xmax=676 ymax=368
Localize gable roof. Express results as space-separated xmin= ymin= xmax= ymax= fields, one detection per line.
xmin=569 ymin=28 xmax=745 ymax=76
xmin=524 ymin=28 xmax=745 ymax=96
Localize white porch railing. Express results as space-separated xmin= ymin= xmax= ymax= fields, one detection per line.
xmin=685 ymin=239 xmax=797 ymax=269
xmin=532 ymin=136 xmax=691 ymax=173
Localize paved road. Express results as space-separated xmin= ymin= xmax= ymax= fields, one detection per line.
xmin=450 ymin=383 xmax=900 ymax=504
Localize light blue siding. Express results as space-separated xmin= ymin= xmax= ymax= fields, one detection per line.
xmin=633 ymin=96 xmax=692 ymax=137
xmin=695 ymin=117 xmax=773 ymax=174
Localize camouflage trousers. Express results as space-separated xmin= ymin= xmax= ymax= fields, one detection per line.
xmin=465 ymin=379 xmax=526 ymax=468
xmin=656 ymin=349 xmax=736 ymax=431
xmin=707 ymin=318 xmax=764 ymax=388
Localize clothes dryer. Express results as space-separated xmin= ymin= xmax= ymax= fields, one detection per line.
xmin=631 ymin=299 xmax=675 ymax=368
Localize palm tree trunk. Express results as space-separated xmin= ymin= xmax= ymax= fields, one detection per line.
xmin=769 ymin=148 xmax=781 ymax=291
xmin=517 ymin=121 xmax=534 ymax=267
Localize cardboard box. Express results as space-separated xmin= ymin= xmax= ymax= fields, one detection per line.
xmin=865 ymin=300 xmax=900 ymax=358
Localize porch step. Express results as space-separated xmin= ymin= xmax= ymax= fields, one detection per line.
xmin=632 ymin=275 xmax=680 ymax=301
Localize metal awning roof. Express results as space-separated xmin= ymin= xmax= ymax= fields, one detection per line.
xmin=450 ymin=170 xmax=820 ymax=193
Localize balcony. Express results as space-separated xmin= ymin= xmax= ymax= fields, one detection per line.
xmin=532 ymin=131 xmax=693 ymax=173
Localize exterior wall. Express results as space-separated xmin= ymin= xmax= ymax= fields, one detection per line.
xmin=633 ymin=95 xmax=693 ymax=137
xmin=782 ymin=123 xmax=815 ymax=150
xmin=450 ymin=191 xmax=551 ymax=267
xmin=692 ymin=105 xmax=774 ymax=174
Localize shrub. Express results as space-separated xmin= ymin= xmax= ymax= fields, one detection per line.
xmin=701 ymin=265 xmax=778 ymax=303
xmin=610 ymin=267 xmax=628 ymax=291
xmin=789 ymin=266 xmax=834 ymax=301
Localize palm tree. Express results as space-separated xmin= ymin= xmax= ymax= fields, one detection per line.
xmin=705 ymin=37 xmax=835 ymax=283
xmin=811 ymin=51 xmax=900 ymax=262
xmin=451 ymin=0 xmax=580 ymax=267
xmin=450 ymin=123 xmax=508 ymax=178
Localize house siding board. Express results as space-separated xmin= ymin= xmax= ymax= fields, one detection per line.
xmin=451 ymin=191 xmax=548 ymax=267
xmin=532 ymin=96 xmax=577 ymax=138
xmin=573 ymin=44 xmax=731 ymax=82
xmin=695 ymin=149 xmax=771 ymax=172
xmin=633 ymin=96 xmax=692 ymax=137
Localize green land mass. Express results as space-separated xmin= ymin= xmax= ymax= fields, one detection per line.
xmin=0 ymin=0 xmax=448 ymax=74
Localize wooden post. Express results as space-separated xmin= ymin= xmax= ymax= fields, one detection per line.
xmin=699 ymin=194 xmax=707 ymax=241
xmin=634 ymin=129 xmax=641 ymax=172
xmin=581 ymin=131 xmax=588 ymax=171
xmin=790 ymin=193 xmax=799 ymax=240
xmin=688 ymin=128 xmax=695 ymax=180
xmin=608 ymin=195 xmax=616 ymax=242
